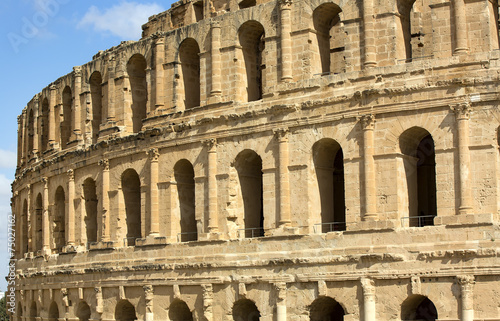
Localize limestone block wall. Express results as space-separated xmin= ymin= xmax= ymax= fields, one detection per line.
xmin=11 ymin=0 xmax=500 ymax=320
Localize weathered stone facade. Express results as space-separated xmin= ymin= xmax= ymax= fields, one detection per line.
xmin=11 ymin=0 xmax=500 ymax=320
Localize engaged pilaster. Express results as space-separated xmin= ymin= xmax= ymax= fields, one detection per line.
xmin=205 ymin=139 xmax=219 ymax=234
xmin=363 ymin=0 xmax=377 ymax=67
xmin=99 ymin=159 xmax=110 ymax=242
xmin=42 ymin=178 xmax=50 ymax=254
xmin=144 ymin=285 xmax=154 ymax=321
xmin=453 ymin=103 xmax=473 ymax=215
xmin=202 ymin=284 xmax=214 ymax=321
xmin=280 ymin=0 xmax=293 ymax=82
xmin=72 ymin=66 xmax=82 ymax=142
xmin=457 ymin=275 xmax=475 ymax=321
xmin=27 ymin=185 xmax=32 ymax=254
xmin=148 ymin=149 xmax=160 ymax=236
xmin=48 ymin=84 xmax=57 ymax=149
xmin=67 ymin=169 xmax=75 ymax=247
xmin=210 ymin=21 xmax=222 ymax=98
xmin=154 ymin=36 xmax=165 ymax=111
xmin=274 ymin=128 xmax=291 ymax=227
xmin=453 ymin=0 xmax=469 ymax=54
xmin=361 ymin=278 xmax=376 ymax=321
xmin=361 ymin=115 xmax=377 ymax=221
xmin=275 ymin=282 xmax=287 ymax=321
xmin=32 ymin=97 xmax=40 ymax=158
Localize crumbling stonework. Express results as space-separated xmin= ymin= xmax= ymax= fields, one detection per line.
xmin=11 ymin=0 xmax=500 ymax=320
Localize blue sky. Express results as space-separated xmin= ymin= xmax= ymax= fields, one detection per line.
xmin=0 ymin=0 xmax=172 ymax=291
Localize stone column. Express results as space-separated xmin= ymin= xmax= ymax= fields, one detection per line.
xmin=280 ymin=0 xmax=293 ymax=82
xmin=453 ymin=103 xmax=473 ymax=215
xmin=275 ymin=282 xmax=287 ymax=321
xmin=453 ymin=0 xmax=469 ymax=54
xmin=361 ymin=278 xmax=376 ymax=321
xmin=95 ymin=287 xmax=103 ymax=315
xmin=210 ymin=21 xmax=222 ymax=97
xmin=72 ymin=66 xmax=82 ymax=140
xmin=148 ymin=149 xmax=160 ymax=236
xmin=99 ymin=159 xmax=110 ymax=242
xmin=202 ymin=284 xmax=214 ymax=321
xmin=42 ymin=178 xmax=50 ymax=254
xmin=32 ymin=97 xmax=40 ymax=158
xmin=107 ymin=56 xmax=116 ymax=122
xmin=67 ymin=170 xmax=75 ymax=246
xmin=27 ymin=185 xmax=33 ymax=253
xmin=457 ymin=275 xmax=475 ymax=321
xmin=144 ymin=285 xmax=154 ymax=321
xmin=274 ymin=128 xmax=291 ymax=226
xmin=363 ymin=0 xmax=377 ymax=67
xmin=205 ymin=139 xmax=219 ymax=233
xmin=49 ymin=84 xmax=57 ymax=149
xmin=361 ymin=115 xmax=377 ymax=220
xmin=155 ymin=36 xmax=165 ymax=110
xmin=21 ymin=110 xmax=27 ymax=163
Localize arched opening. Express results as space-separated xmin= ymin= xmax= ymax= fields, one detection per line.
xmin=127 ymin=54 xmax=148 ymax=133
xmin=27 ymin=109 xmax=34 ymax=155
xmin=310 ymin=296 xmax=345 ymax=321
xmin=169 ymin=299 xmax=194 ymax=321
xmin=233 ymin=299 xmax=260 ymax=321
xmin=174 ymin=160 xmax=197 ymax=242
xmin=22 ymin=199 xmax=29 ymax=254
xmin=115 ymin=300 xmax=137 ymax=321
xmin=179 ymin=38 xmax=201 ymax=109
xmin=90 ymin=71 xmax=103 ymax=144
xmin=400 ymin=127 xmax=437 ymax=227
xmin=77 ymin=301 xmax=91 ymax=321
xmin=35 ymin=193 xmax=43 ymax=252
xmin=239 ymin=0 xmax=256 ymax=9
xmin=54 ymin=186 xmax=66 ymax=252
xmin=61 ymin=86 xmax=72 ymax=148
xmin=235 ymin=150 xmax=264 ymax=238
xmin=41 ymin=98 xmax=49 ymax=152
xmin=122 ymin=169 xmax=141 ymax=245
xmin=48 ymin=302 xmax=59 ymax=321
xmin=313 ymin=3 xmax=345 ymax=75
xmin=239 ymin=21 xmax=265 ymax=102
xmin=401 ymin=295 xmax=438 ymax=321
xmin=313 ymin=139 xmax=346 ymax=232
xmin=83 ymin=178 xmax=98 ymax=244
xmin=29 ymin=301 xmax=37 ymax=321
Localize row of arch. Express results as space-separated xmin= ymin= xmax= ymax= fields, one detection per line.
xmin=22 ymin=0 xmax=499 ymax=157
xmin=19 ymin=127 xmax=436 ymax=255
xmin=20 ymin=294 xmax=438 ymax=321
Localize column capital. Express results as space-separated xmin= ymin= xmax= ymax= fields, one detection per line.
xmin=280 ymin=0 xmax=293 ymax=9
xmin=457 ymin=275 xmax=475 ymax=290
xmin=67 ymin=169 xmax=74 ymax=181
xmin=27 ymin=184 xmax=32 ymax=194
xmin=204 ymin=138 xmax=217 ymax=152
xmin=73 ymin=66 xmax=82 ymax=77
xmin=99 ymin=159 xmax=110 ymax=171
xmin=211 ymin=20 xmax=221 ymax=28
xmin=147 ymin=148 xmax=160 ymax=162
xmin=50 ymin=84 xmax=57 ymax=91
xmin=360 ymin=114 xmax=375 ymax=130
xmin=42 ymin=177 xmax=48 ymax=187
xmin=273 ymin=127 xmax=289 ymax=142
xmin=275 ymin=282 xmax=287 ymax=302
xmin=451 ymin=102 xmax=471 ymax=120
xmin=61 ymin=288 xmax=69 ymax=307
xmin=360 ymin=277 xmax=375 ymax=295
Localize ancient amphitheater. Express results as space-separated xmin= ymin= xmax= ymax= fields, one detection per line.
xmin=11 ymin=0 xmax=500 ymax=320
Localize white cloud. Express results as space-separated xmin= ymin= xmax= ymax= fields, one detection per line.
xmin=78 ymin=2 xmax=165 ymax=40
xmin=0 ymin=174 xmax=12 ymax=198
xmin=0 ymin=150 xmax=17 ymax=169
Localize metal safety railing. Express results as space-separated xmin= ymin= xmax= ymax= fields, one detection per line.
xmin=238 ymin=227 xmax=265 ymax=238
xmin=313 ymin=221 xmax=346 ymax=233
xmin=401 ymin=215 xmax=435 ymax=227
